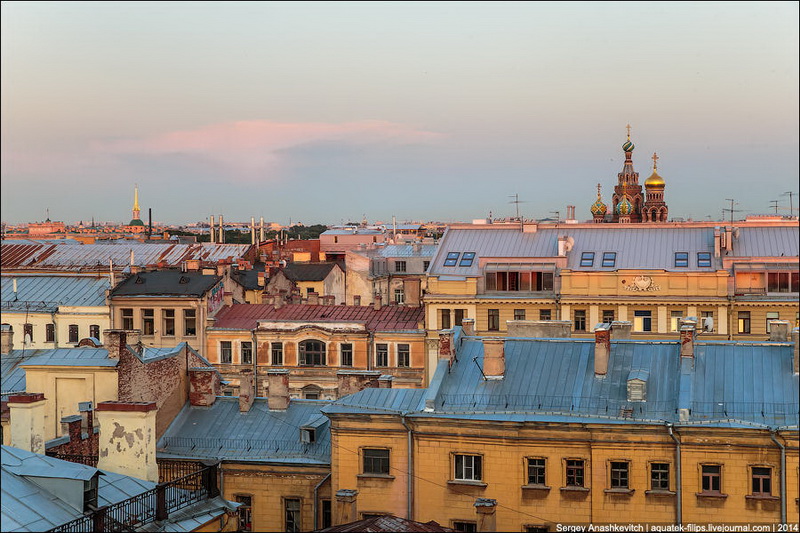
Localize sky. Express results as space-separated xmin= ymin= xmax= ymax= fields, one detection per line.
xmin=2 ymin=1 xmax=798 ymax=226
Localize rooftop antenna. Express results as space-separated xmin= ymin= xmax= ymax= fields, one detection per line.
xmin=723 ymin=199 xmax=741 ymax=225
xmin=780 ymin=191 xmax=797 ymax=216
xmin=508 ymin=194 xmax=524 ymax=221
xmin=769 ymin=200 xmax=779 ymax=214
xmin=550 ymin=210 xmax=560 ymax=223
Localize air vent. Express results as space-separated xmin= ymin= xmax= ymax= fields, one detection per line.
xmin=179 ymin=276 xmax=190 ymax=284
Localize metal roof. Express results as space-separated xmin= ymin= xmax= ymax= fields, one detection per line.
xmin=157 ymin=398 xmax=332 ymax=464
xmin=1 ymin=274 xmax=110 ymax=311
xmin=280 ymin=262 xmax=339 ymax=282
xmin=359 ymin=244 xmax=438 ymax=259
xmin=1 ymin=353 xmax=32 ymax=397
xmin=319 ymin=515 xmax=454 ymax=532
xmin=322 ymin=229 xmax=384 ymax=235
xmin=19 ymin=348 xmax=117 ymax=368
xmin=211 ymin=304 xmax=424 ymax=332
xmin=322 ymin=388 xmax=426 ymax=416
xmin=731 ymin=227 xmax=800 ymax=258
xmin=110 ymin=271 xmax=221 ymax=297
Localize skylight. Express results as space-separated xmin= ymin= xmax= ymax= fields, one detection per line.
xmin=443 ymin=252 xmax=460 ymax=266
xmin=601 ymin=252 xmax=617 ymax=268
xmin=580 ymin=252 xmax=595 ymax=267
xmin=459 ymin=252 xmax=476 ymax=267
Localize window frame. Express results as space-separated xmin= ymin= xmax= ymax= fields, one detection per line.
xmin=142 ymin=308 xmax=155 ymax=336
xmin=573 ymin=310 xmax=587 ymax=332
xmin=452 ymin=522 xmax=478 ymax=533
xmin=609 ymin=460 xmax=630 ymax=490
xmin=340 ymin=343 xmax=353 ymax=367
xmin=513 ymin=309 xmax=526 ymax=321
xmin=162 ymin=309 xmax=175 ymax=337
xmin=220 ymin=341 xmax=232 ymax=364
xmin=375 ymin=343 xmax=389 ymax=367
xmin=271 ymin=342 xmax=284 ymax=365
xmin=121 ymin=308 xmax=134 ymax=330
xmin=737 ymin=311 xmax=751 ymax=334
xmin=539 ymin=309 xmax=552 ymax=321
xmin=601 ymin=252 xmax=617 ymax=268
xmin=443 ymin=252 xmax=461 ymax=267
xmin=299 ymin=339 xmax=326 ymax=366
xmin=362 ymin=448 xmax=390 ymax=476
xmin=459 ymin=252 xmax=476 ymax=267
xmin=765 ymin=312 xmax=780 ymax=334
xmin=45 ymin=323 xmax=55 ymax=343
xmin=68 ymin=324 xmax=79 ymax=344
xmin=580 ymin=252 xmax=595 ymax=267
xmin=453 ymin=453 xmax=483 ymax=482
xmin=526 ymin=457 xmax=547 ymax=486
xmin=565 ymin=458 xmax=586 ymax=488
xmin=284 ymin=497 xmax=301 ymax=533
xmin=602 ymin=310 xmax=615 ymax=324
xmin=440 ymin=308 xmax=452 ymax=330
xmin=183 ymin=309 xmax=197 ymax=336
xmin=697 ymin=252 xmax=712 ymax=268
xmin=649 ymin=462 xmax=671 ymax=492
xmin=674 ymin=252 xmax=689 ymax=268
xmin=699 ymin=464 xmax=723 ymax=496
xmin=634 ymin=310 xmax=652 ymax=332
xmin=241 ymin=341 xmax=253 ymax=365
xmin=487 ymin=309 xmax=500 ymax=331
xmin=394 ymin=260 xmax=407 ymax=273
xmin=89 ymin=324 xmax=100 ymax=339
xmin=235 ymin=494 xmax=253 ymax=532
xmin=397 ymin=343 xmax=410 ymax=367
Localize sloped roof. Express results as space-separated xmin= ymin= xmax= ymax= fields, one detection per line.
xmin=1 ymin=275 xmax=110 ymax=312
xmin=211 ymin=304 xmax=424 ymax=332
xmin=110 ymin=271 xmax=221 ymax=297
xmin=280 ymin=262 xmax=338 ymax=282
xmin=2 ymin=349 xmax=116 ymax=399
xmin=319 ymin=515 xmax=454 ymax=532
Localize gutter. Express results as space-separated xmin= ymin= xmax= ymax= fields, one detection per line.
xmin=401 ymin=415 xmax=414 ymax=520
xmin=313 ymin=473 xmax=331 ymax=530
xmin=769 ymin=429 xmax=787 ymax=524
xmin=667 ymin=423 xmax=682 ymax=525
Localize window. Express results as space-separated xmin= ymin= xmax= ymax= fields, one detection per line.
xmin=670 ymin=311 xmax=683 ymax=332
xmin=697 ymin=252 xmax=712 ymax=268
xmin=454 ymin=454 xmax=482 ymax=481
xmin=738 ymin=311 xmax=751 ymax=334
xmin=566 ymin=459 xmax=585 ymax=487
xmin=651 ymin=463 xmax=670 ymax=491
xmin=299 ymin=340 xmax=326 ymax=366
xmin=674 ymin=252 xmax=689 ymax=267
xmin=453 ymin=522 xmax=477 ymax=532
xmin=601 ymin=252 xmax=617 ymax=267
xmin=321 ymin=500 xmax=332 ymax=529
xmin=751 ymin=467 xmax=772 ymax=496
xmin=163 ymin=309 xmax=175 ymax=336
xmin=768 ymin=272 xmax=799 ymax=293
xmin=527 ymin=458 xmax=546 ymax=486
xmin=184 ymin=309 xmax=196 ymax=336
xmin=397 ymin=344 xmax=410 ymax=367
xmin=701 ymin=465 xmax=721 ymax=494
xmin=375 ymin=344 xmax=388 ymax=367
xmin=340 ymin=343 xmax=353 ymax=366
xmin=634 ymin=310 xmax=652 ymax=332
xmin=69 ymin=324 xmax=79 ymax=343
xmin=235 ymin=495 xmax=252 ymax=532
xmin=602 ymin=310 xmax=615 ymax=324
xmin=610 ymin=461 xmax=629 ymax=489
xmin=302 ymin=385 xmax=321 ymax=400
xmin=485 ymin=270 xmax=554 ymax=292
xmin=23 ymin=323 xmax=33 ymax=343
xmin=271 ymin=342 xmax=283 ymax=365
xmin=363 ymin=448 xmax=390 ymax=475
xmin=394 ymin=260 xmax=407 ymax=273
xmin=45 ymin=323 xmax=55 ymax=343
xmin=701 ymin=310 xmax=714 ymax=332
xmin=307 ymin=287 xmax=314 ymax=296
xmin=765 ymin=312 xmax=780 ymax=333
xmin=574 ymin=310 xmax=586 ymax=332
xmin=142 ymin=308 xmax=155 ymax=335
xmin=459 ymin=252 xmax=476 ymax=267
xmin=285 ymin=499 xmax=301 ymax=533
xmin=220 ymin=341 xmax=232 ymax=364
xmin=83 ymin=476 xmax=98 ymax=512
xmin=539 ymin=309 xmax=551 ymax=321
xmin=454 ymin=309 xmax=465 ymax=326
xmin=121 ymin=308 xmax=133 ymax=330
xmin=487 ymin=309 xmax=500 ymax=331
xmin=241 ymin=341 xmax=253 ymax=365
xmin=444 ymin=252 xmax=461 ymax=266
xmin=423 ymin=260 xmax=430 ymax=271
xmin=580 ymin=252 xmax=595 ymax=267
xmin=89 ymin=325 xmax=100 ymax=339
xmin=394 ymin=288 xmax=404 ymax=305
xmin=440 ymin=309 xmax=451 ymax=330
xmin=514 ymin=309 xmax=526 ymax=321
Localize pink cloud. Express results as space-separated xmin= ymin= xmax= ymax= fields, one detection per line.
xmin=94 ymin=119 xmax=442 ymax=179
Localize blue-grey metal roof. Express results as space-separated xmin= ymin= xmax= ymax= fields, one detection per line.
xmin=157 ymin=398 xmax=332 ymax=464
xmin=322 ymin=388 xmax=426 ymax=416
xmin=731 ymin=227 xmax=800 ymax=258
xmin=18 ymin=348 xmax=117 ymax=368
xmin=1 ymin=275 xmax=110 ymax=312
xmin=369 ymin=244 xmax=438 ymax=259
xmin=1 ymin=353 xmax=31 ymax=397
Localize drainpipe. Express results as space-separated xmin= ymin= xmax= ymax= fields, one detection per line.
xmin=252 ymin=329 xmax=259 ymax=396
xmin=770 ymin=429 xmax=786 ymax=524
xmin=313 ymin=473 xmax=331 ymax=530
xmin=401 ymin=415 xmax=414 ymax=520
xmin=667 ymin=423 xmax=682 ymax=525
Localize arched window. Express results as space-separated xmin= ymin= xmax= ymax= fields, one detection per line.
xmin=299 ymin=340 xmax=326 ymax=366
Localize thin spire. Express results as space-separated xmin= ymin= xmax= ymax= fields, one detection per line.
xmin=652 ymin=152 xmax=659 ymax=170
xmin=626 ymin=123 xmax=631 ymax=139
xmin=597 ymin=183 xmax=602 ymax=198
xmin=133 ymin=184 xmax=140 ymax=211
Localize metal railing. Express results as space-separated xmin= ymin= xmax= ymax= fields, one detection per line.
xmin=157 ymin=459 xmax=203 ymax=483
xmin=45 ymin=453 xmax=98 ymax=467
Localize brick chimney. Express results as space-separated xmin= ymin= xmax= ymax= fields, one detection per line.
xmin=337 ymin=370 xmax=381 ymax=398
xmin=461 ymin=318 xmax=475 ymax=336
xmin=680 ymin=324 xmax=696 ymax=358
xmin=60 ymin=414 xmax=83 ymax=444
xmin=267 ymin=369 xmax=290 ymax=410
xmin=438 ymin=330 xmax=455 ymax=366
xmin=189 ymin=367 xmax=220 ymax=407
xmin=1 ymin=324 xmax=13 ymax=354
xmin=103 ymin=329 xmax=140 ymax=360
xmin=610 ymin=321 xmax=632 ymax=339
xmin=96 ymin=401 xmax=158 ymax=482
xmin=792 ymin=327 xmax=799 ymax=374
xmin=239 ymin=369 xmax=255 ymax=413
xmin=507 ymin=320 xmax=571 ymax=338
xmin=378 ymin=375 xmax=393 ymax=389
xmin=403 ymin=278 xmax=421 ymax=307
xmin=482 ymin=339 xmax=505 ymax=379
xmin=474 ymin=498 xmax=497 ymax=532
xmin=594 ymin=323 xmax=611 ymax=376
xmin=79 ymin=401 xmax=93 ymax=436
xmin=768 ymin=320 xmax=790 ymax=342
xmin=373 ymin=293 xmax=382 ymax=310
xmin=322 ymin=295 xmax=335 ymax=306
xmin=307 ymin=292 xmax=320 ymax=305
xmin=335 ymin=489 xmax=358 ymax=526
xmin=8 ymin=393 xmax=46 ymax=454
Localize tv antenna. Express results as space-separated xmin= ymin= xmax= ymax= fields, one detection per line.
xmin=780 ymin=191 xmax=797 ymax=215
xmin=508 ymin=194 xmax=526 ymax=221
xmin=723 ymin=199 xmax=742 ymax=225
xmin=769 ymin=200 xmax=779 ymax=214
xmin=550 ymin=210 xmax=561 ymax=223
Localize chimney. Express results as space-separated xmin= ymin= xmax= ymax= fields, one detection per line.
xmin=557 ymin=236 xmax=573 ymax=256
xmin=251 ymin=217 xmax=256 ymax=245
xmin=274 ymin=295 xmax=285 ymax=310
xmin=373 ymin=293 xmax=382 ymax=310
xmin=1 ymin=324 xmax=13 ymax=354
xmin=353 ymin=295 xmax=361 ymax=306
xmin=768 ymin=320 xmax=790 ymax=342
xmin=8 ymin=393 xmax=46 ymax=454
xmin=403 ymin=278 xmax=421 ymax=307
xmin=218 ymin=214 xmax=224 ymax=243
xmin=210 ymin=215 xmax=215 ymax=243
xmin=60 ymin=414 xmax=82 ymax=444
xmin=594 ymin=324 xmax=611 ymax=376
xmin=438 ymin=330 xmax=455 ymax=364
xmin=257 ymin=271 xmax=266 ymax=287
xmin=239 ymin=369 xmax=255 ymax=413
xmin=507 ymin=320 xmax=572 ymax=338
xmin=79 ymin=401 xmax=93 ymax=436
xmin=335 ymin=489 xmax=358 ymax=526
xmin=714 ymin=226 xmax=721 ymax=257
xmin=96 ymin=401 xmax=158 ymax=482
xmin=474 ymin=498 xmax=497 ymax=532
xmin=267 ymin=369 xmax=290 ymax=410
xmin=307 ymin=292 xmax=320 ymax=305
xmin=322 ymin=295 xmax=335 ymax=306
xmin=223 ymin=291 xmax=233 ymax=307
xmin=189 ymin=367 xmax=221 ymax=406
xmin=461 ymin=318 xmax=475 ymax=336
xmin=610 ymin=321 xmax=632 ymax=339
xmin=792 ymin=327 xmax=799 ymax=374
xmin=103 ymin=329 xmax=140 ymax=359
xmin=337 ymin=370 xmax=382 ymax=398
xmin=680 ymin=324 xmax=696 ymax=358
xmin=482 ymin=339 xmax=505 ymax=379
xmin=378 ymin=375 xmax=393 ymax=389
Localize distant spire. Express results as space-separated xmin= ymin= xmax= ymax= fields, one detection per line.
xmin=626 ymin=123 xmax=631 ymax=139
xmin=132 ymin=185 xmax=141 ymax=221
xmin=652 ymin=151 xmax=659 ymax=171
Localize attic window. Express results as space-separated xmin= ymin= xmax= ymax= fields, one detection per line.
xmin=300 ymin=428 xmax=316 ymax=443
xmin=674 ymin=252 xmax=689 ymax=268
xmin=697 ymin=252 xmax=712 ymax=268
xmin=444 ymin=252 xmax=461 ymax=266
xmin=601 ymin=252 xmax=617 ymax=268
xmin=459 ymin=252 xmax=476 ymax=267
xmin=580 ymin=252 xmax=595 ymax=267
xmin=83 ymin=475 xmax=99 ymax=511
xmin=627 ymin=370 xmax=649 ymax=402
xmin=179 ymin=276 xmax=190 ymax=284
xmin=135 ymin=276 xmax=144 ymax=284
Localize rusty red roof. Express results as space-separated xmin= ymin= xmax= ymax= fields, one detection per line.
xmin=212 ymin=303 xmax=424 ymax=332
xmin=319 ymin=516 xmax=454 ymax=532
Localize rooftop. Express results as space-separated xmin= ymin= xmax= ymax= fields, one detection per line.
xmin=1 ymin=274 xmax=110 ymax=312
xmin=110 ymin=271 xmax=221 ymax=297
xmin=280 ymin=262 xmax=340 ymax=282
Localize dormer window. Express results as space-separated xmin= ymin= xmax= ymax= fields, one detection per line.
xmin=627 ymin=370 xmax=649 ymax=402
xmin=84 ymin=474 xmax=99 ymax=511
xmin=300 ymin=428 xmax=316 ymax=443
xmin=580 ymin=252 xmax=595 ymax=267
xmin=601 ymin=252 xmax=617 ymax=268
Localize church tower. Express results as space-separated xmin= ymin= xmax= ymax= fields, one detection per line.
xmin=128 ymin=185 xmax=145 ymax=231
xmin=611 ymin=125 xmax=644 ymax=223
xmin=643 ymin=152 xmax=668 ymax=222
xmin=590 ymin=184 xmax=608 ymax=223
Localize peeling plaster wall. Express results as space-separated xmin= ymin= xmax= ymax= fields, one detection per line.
xmin=97 ymin=410 xmax=157 ymax=482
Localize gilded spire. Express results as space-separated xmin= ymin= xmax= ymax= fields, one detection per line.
xmin=652 ymin=152 xmax=659 ymax=171
xmin=133 ymin=185 xmax=140 ymax=212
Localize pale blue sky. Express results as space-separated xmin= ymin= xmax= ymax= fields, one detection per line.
xmin=2 ymin=1 xmax=798 ymax=225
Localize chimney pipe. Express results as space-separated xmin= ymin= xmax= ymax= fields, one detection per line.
xmin=307 ymin=292 xmax=320 ymax=306
xmin=239 ymin=369 xmax=255 ymax=412
xmin=1 ymin=324 xmax=13 ymax=354
xmin=373 ymin=293 xmax=382 ymax=311
xmin=148 ymin=208 xmax=152 ymax=239
xmin=8 ymin=393 xmax=46 ymax=454
xmin=482 ymin=339 xmax=505 ymax=379
xmin=438 ymin=330 xmax=455 ymax=364
xmin=461 ymin=318 xmax=475 ymax=336
xmin=680 ymin=324 xmax=696 ymax=358
xmin=251 ymin=217 xmax=256 ymax=245
xmin=267 ymin=369 xmax=290 ymax=410
xmin=594 ymin=324 xmax=611 ymax=376
xmin=610 ymin=321 xmax=632 ymax=339
xmin=378 ymin=375 xmax=393 ymax=388
xmin=102 ymin=329 xmax=130 ymax=360
xmin=79 ymin=401 xmax=93 ymax=436
xmin=792 ymin=327 xmax=799 ymax=374
xmin=335 ymin=489 xmax=358 ymax=526
xmin=768 ymin=320 xmax=790 ymax=342
xmin=474 ymin=498 xmax=497 ymax=533
xmin=219 ymin=214 xmax=224 ymax=243
xmin=260 ymin=217 xmax=264 ymax=242
xmin=210 ymin=215 xmax=215 ymax=244
xmin=189 ymin=367 xmax=220 ymax=406
xmin=96 ymin=401 xmax=158 ymax=482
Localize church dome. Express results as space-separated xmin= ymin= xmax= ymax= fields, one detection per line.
xmin=615 ymin=196 xmax=633 ymax=215
xmin=591 ymin=196 xmax=607 ymax=216
xmin=129 ymin=219 xmax=145 ymax=226
xmin=644 ymin=170 xmax=665 ymax=188
xmin=622 ymin=138 xmax=635 ymax=153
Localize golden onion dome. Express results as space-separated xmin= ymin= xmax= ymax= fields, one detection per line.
xmin=645 ymin=152 xmax=665 ymax=188
xmin=590 ymin=184 xmax=607 ymax=216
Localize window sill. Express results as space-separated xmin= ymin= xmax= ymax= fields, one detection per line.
xmin=560 ymin=486 xmax=590 ymax=492
xmin=645 ymin=490 xmax=676 ymax=496
xmin=357 ymin=474 xmax=395 ymax=480
xmin=745 ymin=494 xmax=779 ymax=501
xmin=604 ymin=488 xmax=634 ymax=495
xmin=448 ymin=480 xmax=487 ymax=488
xmin=696 ymin=492 xmax=728 ymax=499
xmin=521 ymin=484 xmax=551 ymax=491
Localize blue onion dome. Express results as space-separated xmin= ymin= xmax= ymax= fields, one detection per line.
xmin=616 ymin=196 xmax=633 ymax=215
xmin=591 ymin=196 xmax=607 ymax=216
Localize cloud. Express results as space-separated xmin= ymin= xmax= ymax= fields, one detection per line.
xmin=93 ymin=119 xmax=443 ymax=181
